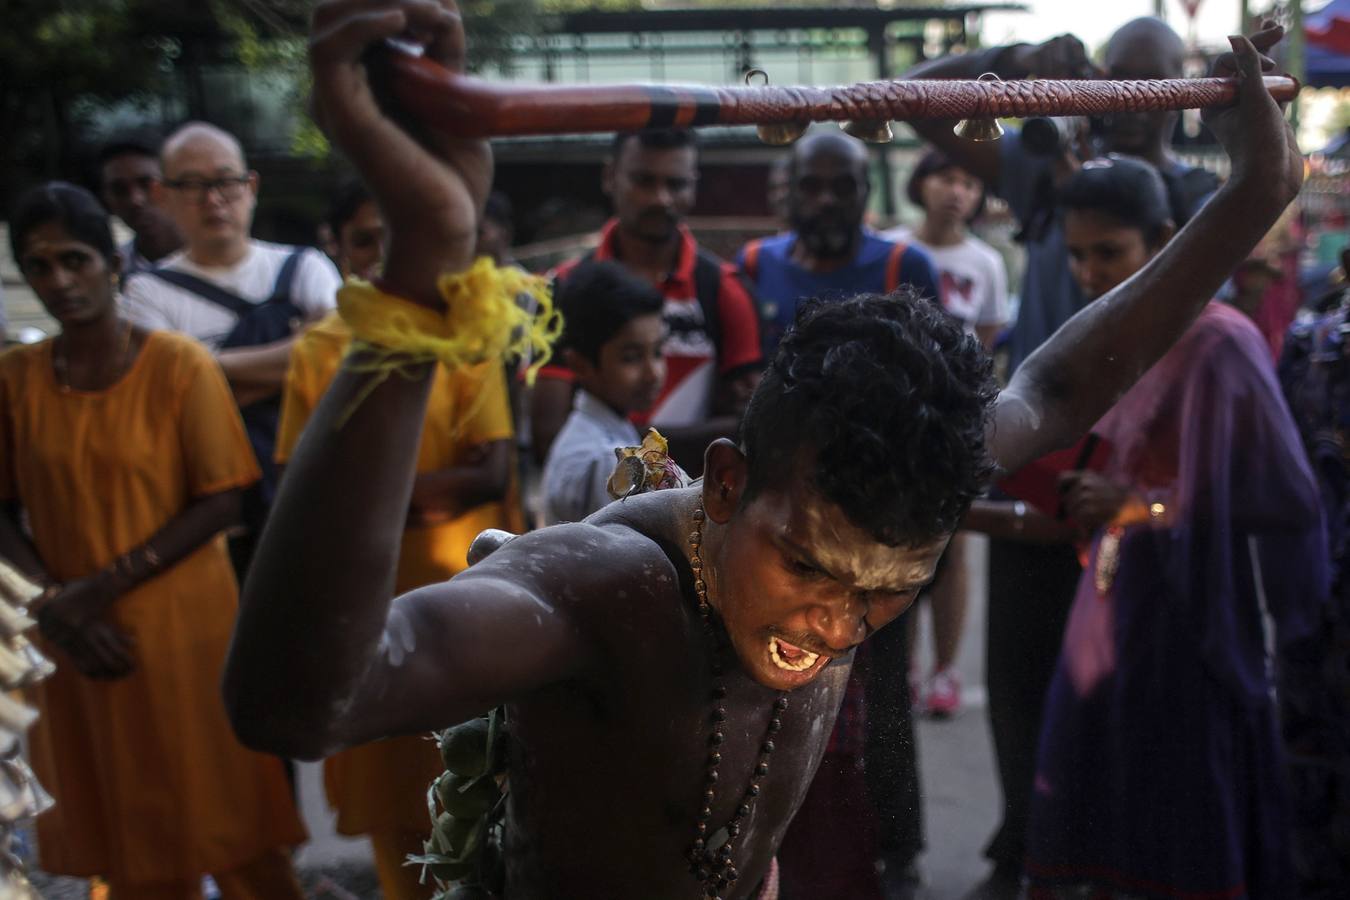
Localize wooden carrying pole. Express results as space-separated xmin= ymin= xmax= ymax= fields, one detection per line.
xmin=373 ymin=48 xmax=1299 ymax=141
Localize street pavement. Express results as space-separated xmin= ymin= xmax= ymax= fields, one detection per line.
xmin=911 ymin=535 xmax=1006 ymax=899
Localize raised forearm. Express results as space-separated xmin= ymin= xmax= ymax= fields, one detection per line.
xmin=1005 ymin=177 xmax=1294 ymax=469
xmin=225 ymin=350 xmax=435 ymax=757
xmin=899 ymin=47 xmax=1023 ymax=185
xmin=906 ymin=43 xmax=1030 ymax=82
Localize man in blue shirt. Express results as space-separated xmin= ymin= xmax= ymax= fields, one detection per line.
xmin=737 ymin=129 xmax=941 ymax=900
xmin=738 ymin=131 xmax=941 ymax=359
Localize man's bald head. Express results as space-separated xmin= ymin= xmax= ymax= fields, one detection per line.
xmin=787 ymin=129 xmax=872 ymax=262
xmin=156 ymin=121 xmax=257 ymax=265
xmin=1105 ymin=17 xmax=1186 ymax=80
xmin=1100 ymin=18 xmax=1186 ymax=160
xmin=789 ymin=131 xmax=869 ymax=181
xmin=161 ymin=121 xmax=247 ymax=175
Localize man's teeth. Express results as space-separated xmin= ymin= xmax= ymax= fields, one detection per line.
xmin=769 ymin=636 xmax=820 ymax=672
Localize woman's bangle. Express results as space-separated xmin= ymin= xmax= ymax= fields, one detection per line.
xmin=1012 ymin=500 xmax=1027 ymax=534
xmin=107 ymin=544 xmax=161 ymax=592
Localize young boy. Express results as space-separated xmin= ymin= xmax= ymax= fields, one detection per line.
xmin=542 ymin=259 xmax=668 ymax=523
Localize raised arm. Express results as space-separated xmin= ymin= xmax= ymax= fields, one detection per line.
xmin=223 ymin=0 xmax=586 ymax=759
xmin=901 ymin=34 xmax=1099 ymax=188
xmin=987 ymin=26 xmax=1301 ymax=475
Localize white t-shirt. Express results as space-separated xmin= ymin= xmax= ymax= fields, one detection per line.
xmin=122 ymin=240 xmax=340 ymax=349
xmin=542 ymin=389 xmax=642 ymax=526
xmin=883 ymin=226 xmax=1010 ymax=334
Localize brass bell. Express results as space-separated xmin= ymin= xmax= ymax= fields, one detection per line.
xmin=953 ymin=116 xmax=1005 ymax=142
xmin=953 ymin=72 xmax=1005 ymax=143
xmin=745 ymin=68 xmax=810 ymax=146
xmin=842 ymin=119 xmax=894 ymax=144
xmin=756 ymin=121 xmax=810 ymax=145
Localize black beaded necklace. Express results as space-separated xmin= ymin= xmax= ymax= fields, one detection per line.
xmin=686 ymin=501 xmax=788 ymax=900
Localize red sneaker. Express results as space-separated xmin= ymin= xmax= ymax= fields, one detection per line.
xmin=925 ymin=668 xmax=962 ymax=718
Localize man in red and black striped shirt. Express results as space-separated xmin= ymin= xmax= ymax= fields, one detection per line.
xmin=530 ymin=129 xmax=762 ymax=474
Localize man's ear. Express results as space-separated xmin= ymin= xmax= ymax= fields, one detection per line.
xmin=702 ymin=439 xmax=748 ymax=524
xmin=600 ymin=158 xmax=616 ymax=201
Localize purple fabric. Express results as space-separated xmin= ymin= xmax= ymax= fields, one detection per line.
xmin=1027 ymin=303 xmax=1329 ymax=898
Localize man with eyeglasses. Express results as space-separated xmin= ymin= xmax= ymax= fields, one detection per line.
xmin=529 ymin=129 xmax=764 ymax=478
xmin=123 ymin=121 xmax=341 ymax=576
xmin=97 ymin=133 xmax=183 ymax=278
xmin=735 ymin=130 xmax=940 ymax=900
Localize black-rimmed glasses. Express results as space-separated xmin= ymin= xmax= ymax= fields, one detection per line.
xmin=163 ymin=174 xmax=251 ymax=202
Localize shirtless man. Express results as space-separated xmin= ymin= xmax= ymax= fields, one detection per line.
xmin=223 ymin=3 xmax=1301 ymax=897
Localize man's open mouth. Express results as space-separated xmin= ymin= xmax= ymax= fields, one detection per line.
xmin=768 ymin=635 xmax=821 ymax=673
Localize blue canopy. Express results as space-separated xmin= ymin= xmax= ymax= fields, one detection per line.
xmin=1307 ymin=0 xmax=1350 ymax=87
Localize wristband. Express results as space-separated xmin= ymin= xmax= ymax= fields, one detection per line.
xmin=337 ymin=258 xmax=561 ymax=426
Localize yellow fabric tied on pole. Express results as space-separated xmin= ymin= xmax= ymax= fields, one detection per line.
xmin=335 ymin=258 xmax=562 ymax=426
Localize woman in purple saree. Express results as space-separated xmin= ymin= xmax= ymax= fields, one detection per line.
xmin=1024 ymin=157 xmax=1329 ymax=899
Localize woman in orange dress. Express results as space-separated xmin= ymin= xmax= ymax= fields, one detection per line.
xmin=275 ymin=182 xmax=518 ymax=900
xmin=0 ymin=182 xmax=306 ymax=899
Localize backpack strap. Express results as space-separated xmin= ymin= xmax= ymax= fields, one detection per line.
xmin=740 ymin=238 xmax=763 ymax=283
xmin=145 ymin=268 xmax=254 ymax=317
xmin=268 ymin=248 xmax=306 ymax=304
xmin=692 ymin=249 xmax=725 ymax=354
xmin=147 ymin=248 xmax=308 ymax=316
xmin=884 ymin=241 xmax=909 ymax=294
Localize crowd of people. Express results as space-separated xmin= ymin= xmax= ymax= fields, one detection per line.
xmin=0 ymin=1 xmax=1343 ymax=898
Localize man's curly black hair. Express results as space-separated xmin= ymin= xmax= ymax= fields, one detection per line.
xmin=740 ymin=290 xmax=999 ymax=547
